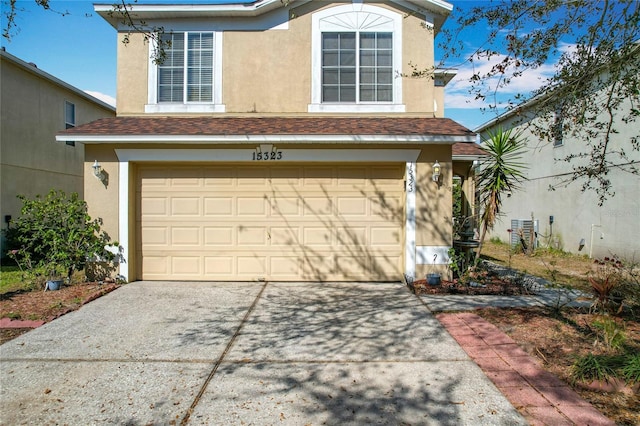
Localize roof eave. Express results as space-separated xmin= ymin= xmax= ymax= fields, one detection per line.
xmin=56 ymin=134 xmax=476 ymax=144
xmin=94 ymin=0 xmax=302 ymax=28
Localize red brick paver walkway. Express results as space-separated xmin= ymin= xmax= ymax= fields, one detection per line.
xmin=437 ymin=312 xmax=615 ymax=426
xmin=0 ymin=318 xmax=45 ymax=328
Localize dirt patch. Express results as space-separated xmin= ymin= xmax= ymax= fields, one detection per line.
xmin=476 ymin=306 xmax=640 ymax=426
xmin=0 ymin=282 xmax=119 ymax=344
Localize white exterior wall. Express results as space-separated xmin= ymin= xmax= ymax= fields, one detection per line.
xmin=483 ymin=97 xmax=640 ymax=260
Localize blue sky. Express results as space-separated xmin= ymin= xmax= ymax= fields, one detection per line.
xmin=0 ymin=0 xmax=554 ymax=130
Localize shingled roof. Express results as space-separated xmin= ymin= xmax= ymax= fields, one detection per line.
xmin=452 ymin=142 xmax=487 ymax=158
xmin=59 ymin=116 xmax=474 ymax=138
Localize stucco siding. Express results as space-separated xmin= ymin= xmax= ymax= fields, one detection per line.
xmin=114 ymin=1 xmax=439 ymax=116
xmin=0 ymin=55 xmax=115 ymax=235
xmin=481 ymin=97 xmax=640 ymax=260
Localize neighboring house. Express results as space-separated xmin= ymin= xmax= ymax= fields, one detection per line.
xmin=475 ymin=76 xmax=640 ymax=261
xmin=57 ymin=0 xmax=482 ymax=282
xmin=0 ymin=48 xmax=116 ymax=254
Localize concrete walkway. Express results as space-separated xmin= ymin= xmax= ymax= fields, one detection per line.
xmin=1 ymin=281 xmax=525 ymax=425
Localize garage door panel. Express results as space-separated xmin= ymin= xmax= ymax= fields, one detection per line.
xmin=143 ymin=256 xmax=169 ymax=275
xmin=205 ymin=256 xmax=234 ymax=275
xmin=270 ymin=197 xmax=301 ymax=216
xmin=138 ymin=164 xmax=403 ymax=281
xmin=172 ymin=256 xmax=201 ymax=275
xmin=237 ymin=226 xmax=268 ymax=246
xmin=270 ymin=226 xmax=300 ymax=246
xmin=237 ymin=167 xmax=268 ymax=184
xmin=237 ymin=256 xmax=267 ymax=275
xmin=141 ymin=198 xmax=168 ymax=216
xmin=371 ymin=196 xmax=402 ymax=219
xmin=337 ymin=197 xmax=367 ymax=216
xmin=303 ymin=197 xmax=333 ymax=216
xmin=336 ymin=227 xmax=368 ymax=246
xmin=270 ymin=256 xmax=302 ymax=278
xmin=336 ymin=256 xmax=368 ymax=278
xmin=303 ymin=255 xmax=335 ymax=280
xmin=204 ymin=197 xmax=233 ymax=215
xmin=204 ymin=227 xmax=234 ymax=245
xmin=370 ymin=255 xmax=402 ymax=279
xmin=171 ymin=198 xmax=201 ymax=216
xmin=303 ymin=227 xmax=333 ymax=246
xmin=171 ymin=227 xmax=201 ymax=246
xmin=371 ymin=227 xmax=402 ymax=246
xmin=141 ymin=226 xmax=169 ymax=245
xmin=237 ymin=197 xmax=267 ymax=216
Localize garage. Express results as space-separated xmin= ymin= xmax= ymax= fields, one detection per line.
xmin=136 ymin=163 xmax=405 ymax=281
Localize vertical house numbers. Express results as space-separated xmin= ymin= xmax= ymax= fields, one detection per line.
xmin=252 ymin=144 xmax=283 ymax=161
xmin=406 ymin=163 xmax=416 ymax=193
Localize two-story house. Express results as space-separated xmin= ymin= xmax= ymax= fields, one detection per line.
xmin=1 ymin=48 xmax=115 ymax=255
xmin=57 ymin=0 xmax=479 ymax=283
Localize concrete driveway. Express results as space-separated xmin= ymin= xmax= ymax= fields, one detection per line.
xmin=1 ymin=282 xmax=525 ymax=425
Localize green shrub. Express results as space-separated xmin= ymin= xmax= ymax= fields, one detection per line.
xmin=570 ymin=354 xmax=617 ymax=384
xmin=592 ymin=316 xmax=626 ymax=350
xmin=622 ymin=354 xmax=640 ymax=383
xmin=6 ymin=190 xmax=118 ymax=288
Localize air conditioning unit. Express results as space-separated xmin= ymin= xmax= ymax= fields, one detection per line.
xmin=510 ymin=219 xmax=539 ymax=250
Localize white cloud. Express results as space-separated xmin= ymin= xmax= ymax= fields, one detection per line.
xmin=84 ymin=90 xmax=116 ymax=107
xmin=444 ymin=54 xmax=556 ymax=109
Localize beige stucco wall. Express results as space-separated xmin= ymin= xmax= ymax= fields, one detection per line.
xmin=0 ymin=55 xmax=115 ymax=253
xmin=115 ymin=33 xmax=148 ymax=115
xmin=115 ymin=1 xmax=438 ymax=116
xmin=415 ymin=145 xmax=452 ymax=277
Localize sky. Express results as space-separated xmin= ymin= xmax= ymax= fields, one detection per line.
xmin=0 ymin=0 xmax=558 ymax=130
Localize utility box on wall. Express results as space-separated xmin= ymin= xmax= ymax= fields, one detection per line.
xmin=510 ymin=219 xmax=539 ymax=250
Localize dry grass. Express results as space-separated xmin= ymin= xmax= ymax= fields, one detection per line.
xmin=480 ymin=240 xmax=595 ymax=292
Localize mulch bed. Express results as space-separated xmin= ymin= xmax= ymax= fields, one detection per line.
xmin=0 ymin=282 xmax=120 ymax=344
xmin=410 ymin=278 xmax=531 ymax=296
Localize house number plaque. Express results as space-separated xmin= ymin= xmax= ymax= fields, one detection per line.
xmin=252 ymin=144 xmax=283 ymax=161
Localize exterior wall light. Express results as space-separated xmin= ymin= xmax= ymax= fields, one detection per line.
xmin=92 ymin=160 xmax=105 ymax=182
xmin=432 ymin=160 xmax=441 ymax=182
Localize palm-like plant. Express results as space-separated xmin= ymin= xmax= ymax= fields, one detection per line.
xmin=475 ymin=127 xmax=528 ymax=263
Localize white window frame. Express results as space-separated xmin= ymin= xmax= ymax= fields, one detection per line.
xmin=146 ymin=31 xmax=225 ymax=113
xmin=309 ymin=4 xmax=404 ymax=113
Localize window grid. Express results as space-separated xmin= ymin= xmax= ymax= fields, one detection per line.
xmin=158 ymin=32 xmax=214 ymax=103
xmin=322 ymin=32 xmax=392 ymax=103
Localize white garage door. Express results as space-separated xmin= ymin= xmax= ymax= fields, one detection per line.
xmin=137 ymin=164 xmax=404 ymax=281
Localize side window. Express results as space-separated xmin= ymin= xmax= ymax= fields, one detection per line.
xmin=65 ymin=101 xmax=75 ymax=128
xmin=65 ymin=101 xmax=75 ymax=146
xmin=552 ymin=107 xmax=564 ymax=147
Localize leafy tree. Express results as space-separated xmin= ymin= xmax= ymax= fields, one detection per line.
xmin=475 ymin=127 xmax=527 ymax=262
xmin=428 ymin=0 xmax=640 ymax=203
xmin=6 ymin=190 xmax=118 ymax=284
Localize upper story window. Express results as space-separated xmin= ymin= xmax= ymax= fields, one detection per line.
xmin=322 ymin=32 xmax=392 ymax=103
xmin=310 ymin=4 xmax=404 ymax=113
xmin=146 ymin=31 xmax=224 ymax=113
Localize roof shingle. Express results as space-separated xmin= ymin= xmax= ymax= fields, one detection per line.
xmin=60 ymin=116 xmax=475 ymax=138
